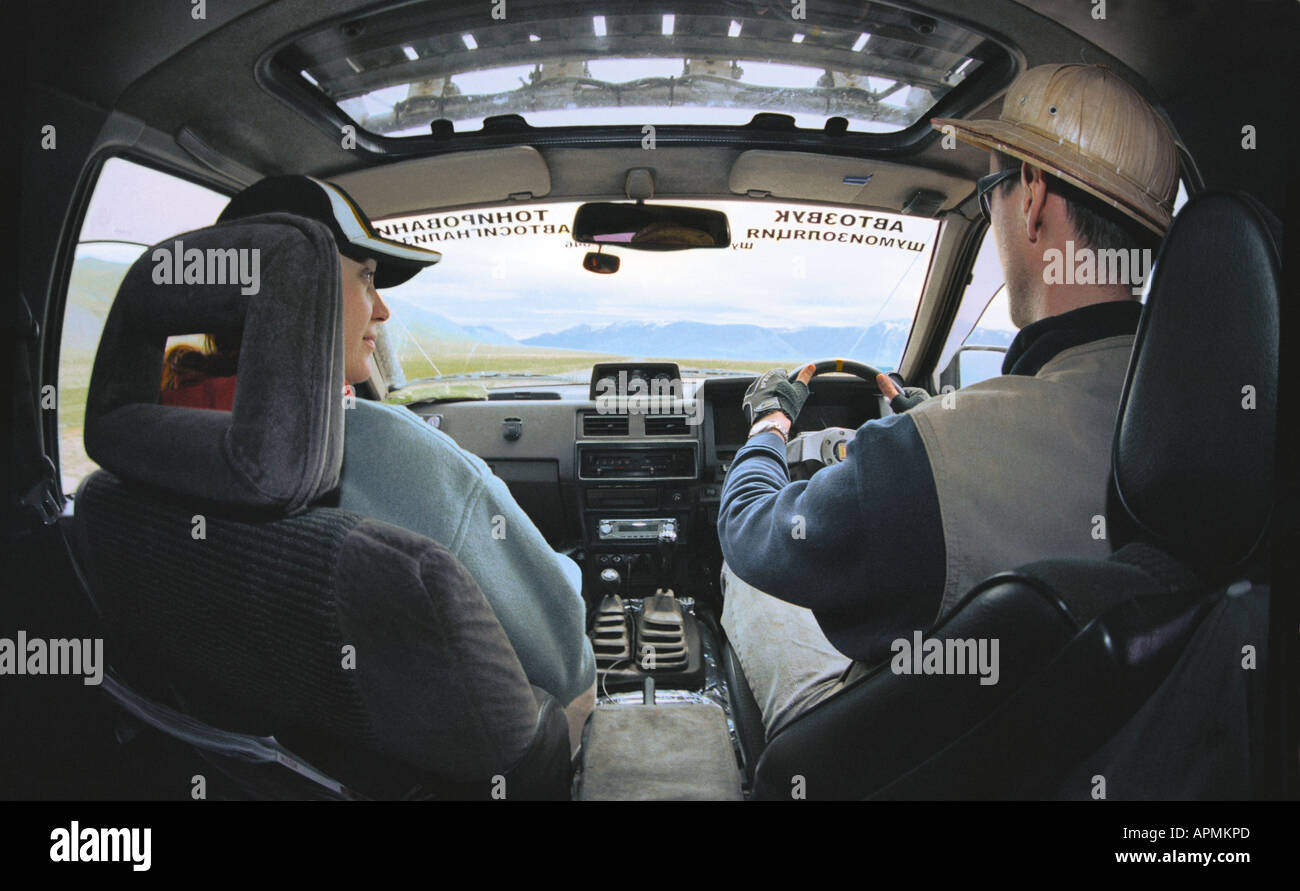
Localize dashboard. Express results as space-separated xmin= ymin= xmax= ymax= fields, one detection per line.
xmin=405 ymin=363 xmax=887 ymax=606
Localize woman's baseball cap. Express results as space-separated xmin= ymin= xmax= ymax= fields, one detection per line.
xmin=932 ymin=63 xmax=1179 ymax=235
xmin=217 ymin=175 xmax=441 ymax=287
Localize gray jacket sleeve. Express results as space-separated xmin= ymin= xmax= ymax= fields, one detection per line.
xmin=337 ymin=400 xmax=595 ymax=705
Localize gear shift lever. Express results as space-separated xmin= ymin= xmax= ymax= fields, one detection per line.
xmin=656 ymin=520 xmax=677 ymax=583
xmin=591 ymin=568 xmax=631 ymax=671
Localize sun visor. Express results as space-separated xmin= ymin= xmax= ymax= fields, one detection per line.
xmin=84 ymin=214 xmax=347 ymax=515
xmin=729 ymin=150 xmax=969 ymax=214
xmin=331 ymin=146 xmax=551 ymax=218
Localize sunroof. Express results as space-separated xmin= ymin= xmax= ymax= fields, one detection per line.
xmin=283 ymin=2 xmax=994 ymax=137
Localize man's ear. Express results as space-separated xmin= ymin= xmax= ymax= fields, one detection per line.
xmin=1020 ymin=164 xmax=1050 ymax=243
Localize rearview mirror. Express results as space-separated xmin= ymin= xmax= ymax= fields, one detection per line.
xmin=573 ymin=202 xmax=730 ymax=250
xmin=583 ymin=251 xmax=621 ymax=274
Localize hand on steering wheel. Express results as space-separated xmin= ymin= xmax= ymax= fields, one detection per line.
xmin=775 ymin=359 xmax=922 ymax=472
xmin=741 ymin=364 xmax=817 ymax=427
xmin=876 ymin=374 xmax=932 ymax=413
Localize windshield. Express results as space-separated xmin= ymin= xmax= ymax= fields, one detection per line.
xmin=373 ymin=199 xmax=938 ymax=400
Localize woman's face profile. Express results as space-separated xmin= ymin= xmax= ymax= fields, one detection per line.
xmin=338 ymin=253 xmax=388 ymax=383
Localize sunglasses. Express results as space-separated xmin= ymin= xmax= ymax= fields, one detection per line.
xmin=976 ymin=166 xmax=1022 ymax=223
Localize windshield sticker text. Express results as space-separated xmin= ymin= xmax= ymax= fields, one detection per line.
xmin=377 ymin=209 xmax=571 ymax=244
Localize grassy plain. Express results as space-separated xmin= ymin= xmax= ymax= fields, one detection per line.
xmin=387 ymin=343 xmax=785 ymax=402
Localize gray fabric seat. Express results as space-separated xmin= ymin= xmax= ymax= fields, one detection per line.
xmin=743 ymin=191 xmax=1280 ymax=800
xmin=67 ymin=214 xmax=570 ymax=799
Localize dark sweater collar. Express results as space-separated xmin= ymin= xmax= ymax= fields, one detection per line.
xmin=1002 ymin=301 xmax=1142 ymax=377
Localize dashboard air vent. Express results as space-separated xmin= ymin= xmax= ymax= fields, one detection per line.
xmin=583 ymin=414 xmax=629 ymax=436
xmin=644 ymin=415 xmax=691 ymax=436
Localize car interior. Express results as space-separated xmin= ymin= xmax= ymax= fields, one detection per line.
xmin=10 ymin=0 xmax=1296 ymax=802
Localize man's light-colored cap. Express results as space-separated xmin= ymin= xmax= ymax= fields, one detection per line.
xmin=931 ymin=63 xmax=1179 ymax=235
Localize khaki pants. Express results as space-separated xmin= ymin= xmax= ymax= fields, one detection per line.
xmin=720 ymin=563 xmax=851 ymax=739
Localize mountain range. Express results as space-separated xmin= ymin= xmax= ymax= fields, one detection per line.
xmin=384 ymin=296 xmax=517 ymax=346
xmin=521 ymin=319 xmax=919 ymax=363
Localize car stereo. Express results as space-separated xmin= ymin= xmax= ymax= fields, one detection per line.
xmin=595 ymin=517 xmax=679 ymax=542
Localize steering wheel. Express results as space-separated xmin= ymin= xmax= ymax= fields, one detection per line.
xmin=790 ymin=358 xmax=885 ymax=384
xmin=783 ymin=358 xmax=886 ymax=474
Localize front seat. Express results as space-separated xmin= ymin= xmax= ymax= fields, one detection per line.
xmin=64 ymin=213 xmax=570 ymax=799
xmin=742 ymin=190 xmax=1280 ymax=800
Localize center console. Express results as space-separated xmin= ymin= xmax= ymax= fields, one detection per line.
xmin=575 ymin=363 xmax=721 ymax=689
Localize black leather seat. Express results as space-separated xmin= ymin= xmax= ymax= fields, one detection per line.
xmin=64 ymin=214 xmax=571 ymax=799
xmin=740 ymin=190 xmax=1280 ymax=800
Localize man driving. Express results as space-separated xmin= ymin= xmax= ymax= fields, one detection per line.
xmin=716 ymin=64 xmax=1179 ymax=739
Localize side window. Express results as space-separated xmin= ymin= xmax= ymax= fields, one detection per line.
xmin=1174 ymin=179 xmax=1189 ymax=218
xmin=58 ymin=158 xmax=228 ymax=494
xmin=935 ymin=229 xmax=1013 ymax=390
xmin=947 ymin=283 xmax=1015 ymax=389
xmin=1137 ymin=179 xmax=1189 ymax=304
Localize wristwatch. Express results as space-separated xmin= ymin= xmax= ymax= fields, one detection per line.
xmin=748 ymin=412 xmax=792 ymax=443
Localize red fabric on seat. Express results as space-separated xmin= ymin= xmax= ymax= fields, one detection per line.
xmin=161 ymin=376 xmax=236 ymax=411
xmin=159 ymin=378 xmax=354 ymax=411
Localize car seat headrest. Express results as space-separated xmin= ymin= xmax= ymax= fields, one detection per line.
xmin=84 ymin=214 xmax=346 ymax=514
xmin=1111 ymin=191 xmax=1280 ymax=577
